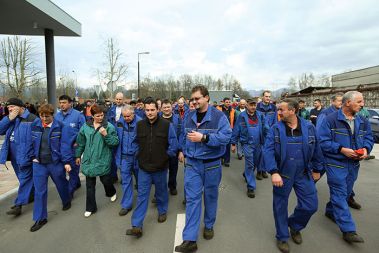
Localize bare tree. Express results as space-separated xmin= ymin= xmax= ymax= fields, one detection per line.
xmin=0 ymin=36 xmax=42 ymax=98
xmin=96 ymin=38 xmax=128 ymax=98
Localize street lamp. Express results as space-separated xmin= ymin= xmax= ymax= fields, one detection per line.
xmin=138 ymin=52 xmax=150 ymax=98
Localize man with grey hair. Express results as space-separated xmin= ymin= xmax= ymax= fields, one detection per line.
xmin=318 ymin=91 xmax=374 ymax=243
xmin=115 ymin=104 xmax=142 ymax=216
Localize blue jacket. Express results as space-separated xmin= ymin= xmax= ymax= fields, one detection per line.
xmin=180 ymin=106 xmax=232 ymax=160
xmin=55 ymin=108 xmax=86 ymax=160
xmin=231 ymin=111 xmax=267 ymax=146
xmin=0 ymin=109 xmax=38 ymax=166
xmin=115 ymin=115 xmax=142 ymax=166
xmin=263 ymin=117 xmax=324 ymax=174
xmin=174 ymin=104 xmax=189 ymax=119
xmin=134 ymin=108 xmax=146 ymax=119
xmin=316 ymin=105 xmax=337 ymax=132
xmin=318 ymin=109 xmax=374 ymax=163
xmin=161 ymin=113 xmax=182 ymax=142
xmin=106 ymin=105 xmax=123 ymax=126
xmin=256 ymin=102 xmax=277 ymax=127
xmin=30 ymin=119 xmax=72 ymax=164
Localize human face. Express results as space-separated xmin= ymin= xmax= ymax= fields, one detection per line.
xmin=59 ymin=100 xmax=71 ymax=112
xmin=145 ymin=103 xmax=158 ymax=121
xmin=190 ymin=91 xmax=208 ymax=111
xmin=189 ymin=101 xmax=195 ymax=110
xmin=156 ymin=100 xmax=162 ymax=111
xmin=93 ymin=112 xmax=104 ymax=124
xmin=161 ymin=103 xmax=173 ymax=117
xmin=263 ymin=92 xmax=271 ymax=104
xmin=298 ymin=102 xmax=305 ymax=109
xmin=178 ymin=99 xmax=185 ymax=109
xmin=332 ymin=96 xmax=343 ymax=109
xmin=136 ymin=102 xmax=144 ymax=109
xmin=7 ymin=105 xmax=21 ymax=114
xmin=122 ymin=110 xmax=135 ymax=123
xmin=115 ymin=93 xmax=124 ymax=106
xmin=246 ymin=103 xmax=257 ymax=114
xmin=277 ymin=102 xmax=295 ymax=122
xmin=239 ymin=100 xmax=246 ymax=109
xmin=313 ymin=101 xmax=321 ymax=108
xmin=347 ymin=93 xmax=364 ymax=114
xmin=40 ymin=114 xmax=53 ymax=125
xmin=224 ymin=100 xmax=231 ymax=108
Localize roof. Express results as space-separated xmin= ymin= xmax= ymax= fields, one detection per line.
xmin=290 ymin=86 xmax=329 ymax=95
xmin=0 ymin=0 xmax=81 ymax=36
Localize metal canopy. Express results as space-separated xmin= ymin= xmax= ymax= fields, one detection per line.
xmin=0 ymin=0 xmax=81 ymax=36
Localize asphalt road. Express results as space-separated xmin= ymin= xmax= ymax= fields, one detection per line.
xmin=0 ymin=156 xmax=378 ymax=253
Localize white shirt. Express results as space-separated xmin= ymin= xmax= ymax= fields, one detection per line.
xmin=115 ymin=106 xmax=122 ymax=122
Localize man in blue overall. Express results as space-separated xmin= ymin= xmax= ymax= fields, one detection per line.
xmin=175 ymin=85 xmax=232 ymax=253
xmin=318 ymin=91 xmax=374 ymax=243
xmin=263 ymin=99 xmax=323 ymax=253
xmin=115 ymin=105 xmax=141 ymax=216
xmin=0 ymin=98 xmax=38 ymax=216
xmin=256 ymin=90 xmax=277 ymax=179
xmin=55 ymin=95 xmax=86 ymax=197
xmin=231 ymin=98 xmax=267 ymax=198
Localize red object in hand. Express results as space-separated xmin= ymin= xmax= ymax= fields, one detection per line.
xmin=354 ymin=148 xmax=365 ymax=156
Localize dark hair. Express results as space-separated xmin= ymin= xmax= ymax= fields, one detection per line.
xmin=298 ymin=100 xmax=305 ymax=103
xmin=331 ymin=92 xmax=344 ymax=102
xmin=223 ymin=97 xmax=231 ymax=102
xmin=162 ymin=99 xmax=172 ymax=105
xmin=38 ymin=104 xmax=55 ymax=115
xmin=314 ymin=99 xmax=321 ymax=103
xmin=191 ymin=85 xmax=209 ymax=98
xmin=90 ymin=104 xmax=105 ymax=116
xmin=137 ymin=98 xmax=143 ymax=103
xmin=144 ymin=97 xmax=158 ymax=109
xmin=262 ymin=90 xmax=271 ymax=96
xmin=59 ymin=95 xmax=72 ymax=102
xmin=130 ymin=100 xmax=136 ymax=106
xmin=156 ymin=98 xmax=161 ymax=102
xmin=282 ymin=98 xmax=299 ymax=112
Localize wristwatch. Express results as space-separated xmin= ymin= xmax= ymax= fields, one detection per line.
xmin=201 ymin=134 xmax=207 ymax=142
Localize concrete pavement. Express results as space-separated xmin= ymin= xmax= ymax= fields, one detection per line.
xmin=0 ymin=154 xmax=378 ymax=253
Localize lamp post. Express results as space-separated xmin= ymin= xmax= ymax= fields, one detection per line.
xmin=137 ymin=52 xmax=150 ymax=98
xmin=72 ymin=70 xmax=78 ymax=99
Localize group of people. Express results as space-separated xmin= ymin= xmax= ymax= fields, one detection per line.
xmin=0 ymin=86 xmax=374 ymax=253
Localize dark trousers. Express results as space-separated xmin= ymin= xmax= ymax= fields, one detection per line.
xmin=168 ymin=155 xmax=179 ymax=190
xmin=222 ymin=143 xmax=231 ymax=164
xmin=85 ymin=174 xmax=116 ymax=212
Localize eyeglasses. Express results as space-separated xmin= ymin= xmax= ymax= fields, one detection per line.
xmin=190 ymin=96 xmax=203 ymax=102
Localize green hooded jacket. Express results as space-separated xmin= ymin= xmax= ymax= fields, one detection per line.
xmin=75 ymin=120 xmax=119 ymax=177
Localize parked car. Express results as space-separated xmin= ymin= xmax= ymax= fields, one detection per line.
xmin=367 ymin=109 xmax=379 ymax=143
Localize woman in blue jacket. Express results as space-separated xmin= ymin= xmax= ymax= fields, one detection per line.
xmin=29 ymin=104 xmax=72 ymax=232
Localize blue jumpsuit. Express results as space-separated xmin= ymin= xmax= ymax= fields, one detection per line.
xmin=0 ymin=110 xmax=37 ymax=207
xmin=115 ymin=116 xmax=141 ymax=210
xmin=231 ymin=111 xmax=267 ymax=190
xmin=181 ymin=106 xmax=232 ymax=241
xmin=55 ymin=108 xmax=86 ymax=195
xmin=263 ymin=118 xmax=323 ymax=241
xmin=318 ymin=110 xmax=374 ymax=233
xmin=30 ymin=119 xmax=71 ymax=221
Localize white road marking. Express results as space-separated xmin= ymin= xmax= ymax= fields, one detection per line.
xmin=0 ymin=187 xmax=18 ymax=201
xmin=173 ymin=213 xmax=186 ymax=253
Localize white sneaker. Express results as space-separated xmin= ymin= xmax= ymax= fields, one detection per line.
xmin=84 ymin=211 xmax=92 ymax=217
xmin=110 ymin=194 xmax=117 ymax=202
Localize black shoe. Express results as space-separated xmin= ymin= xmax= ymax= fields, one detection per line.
xmin=325 ymin=212 xmax=336 ymax=223
xmin=348 ymin=196 xmax=361 ymax=210
xmin=247 ymin=189 xmax=255 ymax=198
xmin=30 ymin=219 xmax=47 ymax=232
xmin=262 ymin=171 xmax=268 ymax=178
xmin=126 ymin=227 xmax=143 ymax=238
xmin=175 ymin=241 xmax=198 ymax=252
xmin=119 ymin=208 xmax=132 ymax=216
xmin=238 ymin=155 xmax=243 ymax=160
xmin=182 ymin=199 xmax=187 ymax=205
xmin=203 ymin=227 xmax=214 ymax=240
xmin=62 ymin=202 xmax=71 ymax=211
xmin=158 ymin=213 xmax=167 ymax=223
xmin=276 ymin=240 xmax=290 ymax=253
xmin=224 ymin=163 xmax=230 ymax=167
xmin=6 ymin=205 xmax=21 ymax=216
xmin=170 ymin=188 xmax=178 ymax=196
xmin=343 ymin=232 xmax=364 ymax=243
xmin=256 ymin=172 xmax=263 ymax=180
xmin=290 ymin=227 xmax=302 ymax=244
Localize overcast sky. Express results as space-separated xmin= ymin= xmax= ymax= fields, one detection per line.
xmin=5 ymin=0 xmax=379 ymax=90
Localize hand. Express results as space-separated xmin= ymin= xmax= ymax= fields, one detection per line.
xmin=187 ymin=131 xmax=203 ymax=143
xmin=358 ymin=148 xmax=368 ymax=160
xmin=75 ymin=157 xmax=81 ymax=165
xmin=99 ymin=127 xmax=107 ymax=136
xmin=312 ymin=172 xmax=321 ymax=181
xmin=340 ymin=147 xmax=359 ymax=159
xmin=310 ymin=115 xmax=317 ymax=118
xmin=178 ymin=152 xmax=185 ymax=163
xmin=64 ymin=164 xmax=72 ymax=172
xmin=8 ymin=108 xmax=19 ymax=120
xmin=231 ymin=145 xmax=236 ymax=153
xmin=271 ymin=173 xmax=283 ymax=187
